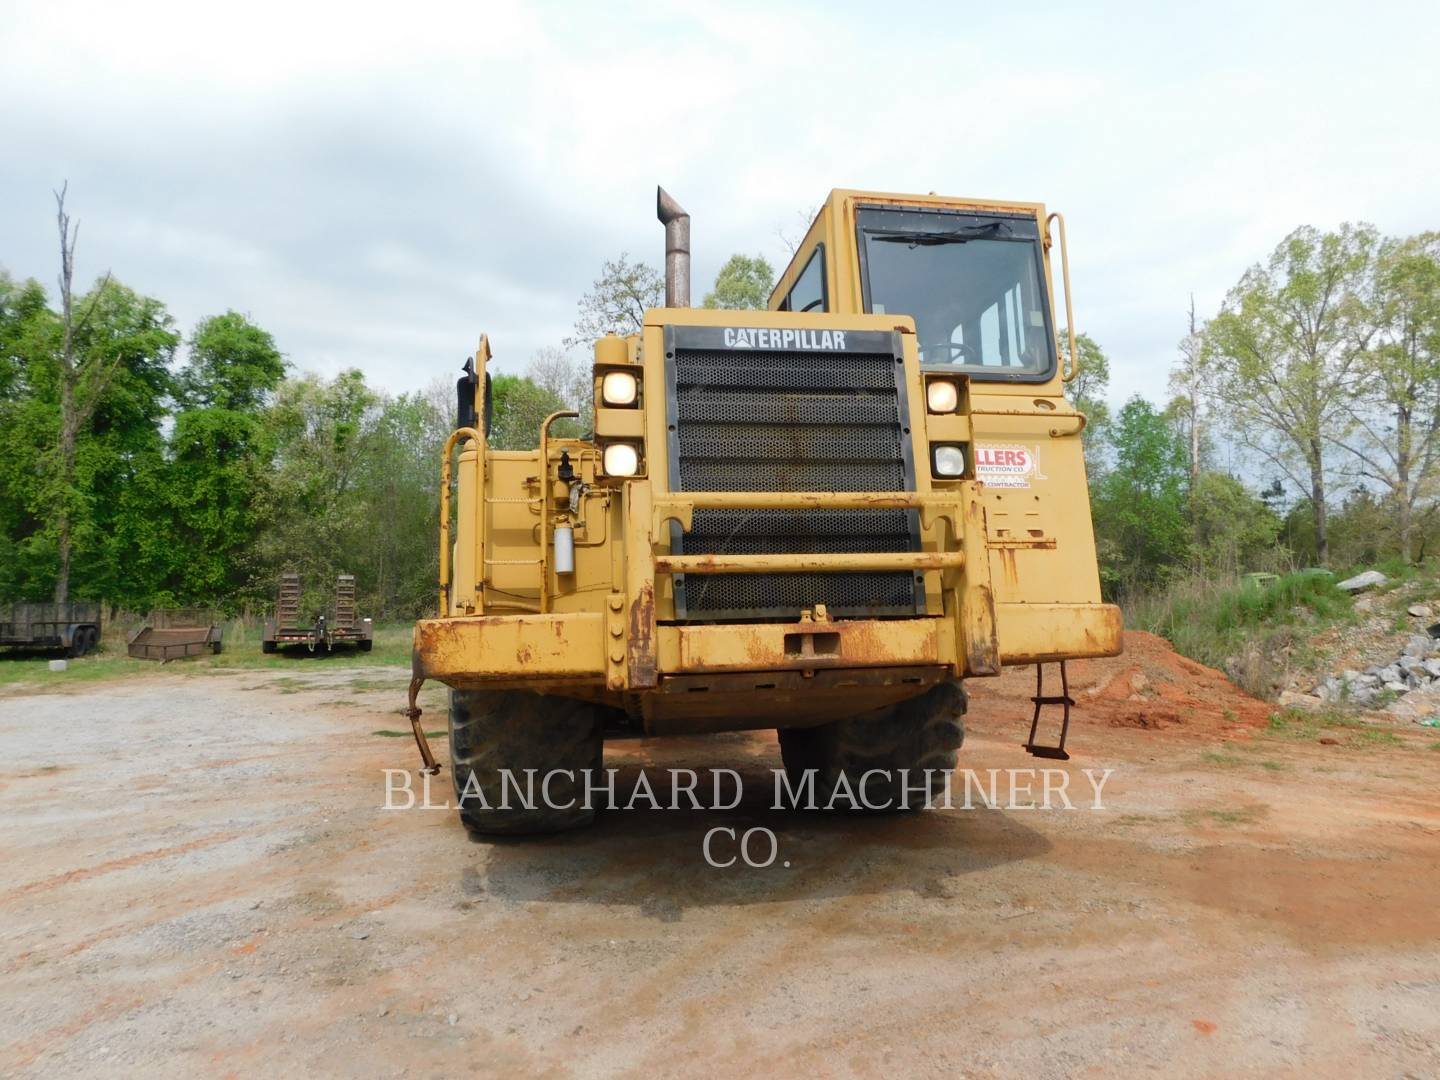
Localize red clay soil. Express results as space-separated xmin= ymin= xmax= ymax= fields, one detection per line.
xmin=967 ymin=629 xmax=1275 ymax=736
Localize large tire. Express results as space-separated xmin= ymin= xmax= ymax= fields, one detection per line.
xmin=358 ymin=639 xmax=373 ymax=653
xmin=449 ymin=689 xmax=603 ymax=836
xmin=261 ymin=640 xmax=277 ymax=654
xmin=778 ymin=680 xmax=966 ymax=812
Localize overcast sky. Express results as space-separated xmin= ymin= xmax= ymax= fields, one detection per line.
xmin=3 ymin=0 xmax=1437 ymax=408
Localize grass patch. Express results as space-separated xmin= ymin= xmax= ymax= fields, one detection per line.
xmin=1200 ymin=750 xmax=1244 ymax=766
xmin=1257 ymin=759 xmax=1290 ymax=771
xmin=1429 ymin=741 xmax=1440 ymax=751
xmin=0 ymin=624 xmax=415 ymax=693
xmin=348 ymin=677 xmax=403 ymax=692
xmin=1265 ymin=706 xmax=1407 ymax=750
xmin=1111 ymin=813 xmax=1165 ymax=827
xmin=1347 ymin=727 xmax=1405 ymax=748
xmin=1183 ymin=805 xmax=1269 ymax=827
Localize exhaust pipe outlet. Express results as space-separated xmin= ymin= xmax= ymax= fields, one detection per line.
xmin=656 ymin=186 xmax=690 ymax=308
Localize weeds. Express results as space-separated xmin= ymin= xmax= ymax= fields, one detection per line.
xmin=1183 ymin=805 xmax=1269 ymax=827
xmin=1126 ymin=570 xmax=1355 ymax=697
xmin=1266 ymin=706 xmax=1407 ymax=750
xmin=1200 ymin=750 xmax=1244 ymax=766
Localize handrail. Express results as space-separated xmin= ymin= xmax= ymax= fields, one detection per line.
xmin=655 ymin=551 xmax=964 ymax=575
xmin=437 ymin=426 xmax=482 ymax=615
xmin=537 ymin=410 xmax=580 ymax=614
xmin=652 ymin=490 xmax=966 ymax=535
xmin=967 ymin=406 xmax=1088 ymax=438
xmin=1047 ymin=212 xmax=1079 ymax=383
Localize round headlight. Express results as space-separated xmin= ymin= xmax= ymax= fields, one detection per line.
xmin=933 ymin=445 xmax=965 ymax=477
xmin=601 ymin=370 xmax=638 ymax=407
xmin=603 ymin=443 xmax=640 ymax=477
xmin=926 ymin=379 xmax=959 ymax=413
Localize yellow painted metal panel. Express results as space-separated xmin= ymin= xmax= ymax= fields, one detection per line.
xmin=659 ymin=617 xmax=944 ymax=675
xmin=995 ymin=602 xmax=1123 ymax=663
xmin=413 ymin=613 xmax=606 ymax=682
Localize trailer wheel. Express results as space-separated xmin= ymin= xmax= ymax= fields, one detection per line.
xmin=358 ymin=639 xmax=373 ymax=653
xmin=777 ymin=679 xmax=966 ymax=812
xmin=261 ymin=640 xmax=276 ymax=655
xmin=449 ymin=689 xmax=603 ymax=836
xmin=68 ymin=627 xmax=95 ymax=658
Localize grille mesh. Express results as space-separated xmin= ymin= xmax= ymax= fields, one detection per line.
xmin=671 ymin=344 xmax=919 ymax=620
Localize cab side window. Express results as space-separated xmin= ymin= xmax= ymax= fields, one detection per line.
xmin=779 ymin=246 xmax=827 ymax=313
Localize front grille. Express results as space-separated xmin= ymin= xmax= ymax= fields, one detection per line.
xmin=666 ymin=327 xmax=921 ymax=621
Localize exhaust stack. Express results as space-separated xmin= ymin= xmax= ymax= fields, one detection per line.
xmin=656 ymin=186 xmax=690 ymax=308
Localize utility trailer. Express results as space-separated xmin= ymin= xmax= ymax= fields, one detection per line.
xmin=0 ymin=602 xmax=102 ymax=657
xmin=127 ymin=608 xmax=224 ymax=661
xmin=262 ymin=573 xmax=373 ymax=654
xmin=325 ymin=574 xmax=374 ymax=652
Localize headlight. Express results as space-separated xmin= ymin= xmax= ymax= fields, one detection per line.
xmin=600 ymin=370 xmax=639 ymax=407
xmin=926 ymin=379 xmax=959 ymax=413
xmin=603 ymin=443 xmax=640 ymax=477
xmin=932 ymin=445 xmax=965 ymax=477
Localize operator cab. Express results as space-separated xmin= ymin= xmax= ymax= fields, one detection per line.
xmin=772 ymin=192 xmax=1061 ymax=385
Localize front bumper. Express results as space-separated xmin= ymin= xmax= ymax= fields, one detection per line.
xmin=412 ymin=602 xmax=1121 ymax=690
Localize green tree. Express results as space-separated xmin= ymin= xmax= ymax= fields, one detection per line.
xmin=166 ymin=313 xmax=287 ymax=605
xmin=6 ymin=272 xmax=180 ymax=608
xmin=488 ymin=373 xmax=569 ymax=450
xmin=1059 ymin=329 xmax=1110 ymax=476
xmin=702 ymin=254 xmax=775 ymax=310
xmin=0 ymin=272 xmax=57 ymax=599
xmin=1204 ymin=223 xmax=1376 ymax=565
xmin=565 ymin=254 xmax=664 ymax=348
xmin=180 ymin=311 xmax=287 ymax=410
xmin=254 ymin=370 xmax=380 ymax=613
xmin=1336 ymin=232 xmax=1440 ymax=561
xmin=1092 ymin=397 xmax=1190 ymax=594
xmin=1188 ymin=471 xmax=1283 ymax=574
xmin=350 ymin=389 xmax=451 ymax=617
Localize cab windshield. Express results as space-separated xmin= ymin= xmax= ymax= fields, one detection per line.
xmin=857 ymin=207 xmax=1056 ymax=380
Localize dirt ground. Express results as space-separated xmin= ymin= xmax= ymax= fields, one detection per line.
xmin=2 ymin=634 xmax=1438 ymax=1078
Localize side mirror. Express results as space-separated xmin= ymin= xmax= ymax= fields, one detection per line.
xmin=456 ymin=358 xmax=477 ymax=430
xmin=457 ymin=359 xmax=494 ymax=438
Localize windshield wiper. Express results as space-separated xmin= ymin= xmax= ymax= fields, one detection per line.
xmin=870 ymin=222 xmax=1011 ymax=246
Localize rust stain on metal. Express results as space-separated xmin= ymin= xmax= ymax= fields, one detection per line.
xmin=964 ymin=583 xmax=1001 ymax=676
xmin=627 ymin=584 xmax=657 ymax=689
xmin=998 ymin=547 xmax=1019 ymax=586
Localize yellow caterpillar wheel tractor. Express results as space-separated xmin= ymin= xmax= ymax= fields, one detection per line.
xmin=407 ymin=187 xmax=1122 ymax=835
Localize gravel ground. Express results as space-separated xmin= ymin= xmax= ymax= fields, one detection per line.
xmin=1 ymin=650 xmax=1438 ymax=1077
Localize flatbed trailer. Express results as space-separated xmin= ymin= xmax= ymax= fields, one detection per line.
xmin=0 ymin=602 xmax=102 ymax=657
xmin=263 ymin=574 xmax=372 ymax=654
xmin=127 ymin=609 xmax=224 ymax=660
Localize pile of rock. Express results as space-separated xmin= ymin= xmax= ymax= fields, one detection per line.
xmin=1314 ymin=627 xmax=1440 ymax=706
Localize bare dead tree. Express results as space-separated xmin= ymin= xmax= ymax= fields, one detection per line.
xmin=776 ymin=204 xmax=822 ymax=260
xmin=51 ymin=182 xmax=114 ymax=604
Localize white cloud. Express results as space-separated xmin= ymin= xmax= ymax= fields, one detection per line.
xmin=2 ymin=0 xmax=1437 ymax=407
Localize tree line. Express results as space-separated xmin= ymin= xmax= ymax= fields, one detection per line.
xmin=6 ymin=187 xmax=1432 ymax=620
xmin=1078 ymin=224 xmax=1440 ymax=598
xmin=0 ymin=188 xmax=780 ymax=621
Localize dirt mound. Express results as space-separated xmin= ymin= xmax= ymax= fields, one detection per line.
xmin=966 ymin=630 xmax=1274 ymax=737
